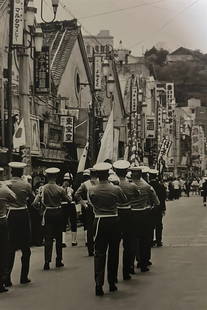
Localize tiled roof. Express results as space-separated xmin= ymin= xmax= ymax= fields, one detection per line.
xmin=41 ymin=20 xmax=80 ymax=87
xmin=0 ymin=0 xmax=7 ymax=9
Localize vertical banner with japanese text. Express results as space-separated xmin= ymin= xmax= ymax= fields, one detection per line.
xmin=34 ymin=46 xmax=50 ymax=94
xmin=94 ymin=55 xmax=102 ymax=90
xmin=12 ymin=0 xmax=24 ymax=46
xmin=60 ymin=116 xmax=74 ymax=143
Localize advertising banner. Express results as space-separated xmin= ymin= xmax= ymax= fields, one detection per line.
xmin=34 ymin=47 xmax=50 ymax=94
xmin=12 ymin=0 xmax=24 ymax=46
xmin=94 ymin=55 xmax=102 ymax=90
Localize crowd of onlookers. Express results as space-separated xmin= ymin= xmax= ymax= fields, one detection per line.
xmin=163 ymin=176 xmax=207 ymax=200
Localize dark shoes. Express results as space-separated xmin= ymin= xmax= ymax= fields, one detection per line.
xmin=109 ymin=284 xmax=118 ymax=292
xmin=123 ymin=274 xmax=131 ymax=281
xmin=56 ymin=261 xmax=64 ymax=268
xmin=0 ymin=285 xmax=8 ymax=293
xmin=20 ymin=278 xmax=31 ymax=284
xmin=141 ymin=267 xmax=150 ymax=272
xmin=95 ymin=286 xmax=104 ymax=296
xmin=147 ymin=261 xmax=152 ymax=266
xmin=72 ymin=242 xmax=78 ymax=247
xmin=157 ymin=242 xmax=163 ymax=247
xmin=43 ymin=262 xmax=50 ymax=270
xmin=62 ymin=243 xmax=67 ymax=248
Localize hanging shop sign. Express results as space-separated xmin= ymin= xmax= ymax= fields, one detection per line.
xmin=146 ymin=116 xmax=155 ymax=138
xmin=60 ymin=116 xmax=74 ymax=143
xmin=131 ymin=87 xmax=137 ymax=112
xmin=12 ymin=0 xmax=24 ymax=46
xmin=34 ymin=46 xmax=50 ymax=94
xmin=94 ymin=55 xmax=102 ymax=90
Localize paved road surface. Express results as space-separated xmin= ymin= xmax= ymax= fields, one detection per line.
xmin=1 ymin=195 xmax=207 ymax=310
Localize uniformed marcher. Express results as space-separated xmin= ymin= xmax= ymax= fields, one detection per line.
xmin=5 ymin=162 xmax=33 ymax=287
xmin=113 ymin=160 xmax=140 ymax=280
xmin=130 ymin=166 xmax=160 ymax=272
xmin=33 ymin=168 xmax=70 ymax=270
xmin=89 ymin=162 xmax=127 ymax=296
xmin=61 ymin=172 xmax=78 ymax=247
xmin=149 ymin=169 xmax=166 ymax=247
xmin=0 ymin=168 xmax=16 ymax=293
xmin=75 ymin=168 xmax=98 ymax=256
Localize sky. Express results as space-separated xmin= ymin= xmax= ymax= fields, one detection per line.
xmin=33 ymin=0 xmax=207 ymax=56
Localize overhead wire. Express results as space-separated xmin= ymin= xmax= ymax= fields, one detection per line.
xmin=130 ymin=0 xmax=202 ymax=49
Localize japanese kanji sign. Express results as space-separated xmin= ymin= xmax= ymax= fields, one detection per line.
xmin=34 ymin=46 xmax=50 ymax=94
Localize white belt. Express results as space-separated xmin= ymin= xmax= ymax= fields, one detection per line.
xmin=117 ymin=206 xmax=131 ymax=210
xmin=0 ymin=215 xmax=7 ymax=219
xmin=95 ymin=214 xmax=118 ymax=218
xmin=41 ymin=206 xmax=61 ymax=226
xmin=8 ymin=207 xmax=27 ymax=210
xmin=131 ymin=207 xmax=151 ymax=211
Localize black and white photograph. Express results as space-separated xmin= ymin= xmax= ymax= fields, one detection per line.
xmin=0 ymin=0 xmax=207 ymax=309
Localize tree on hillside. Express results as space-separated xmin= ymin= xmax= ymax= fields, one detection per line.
xmin=145 ymin=46 xmax=169 ymax=66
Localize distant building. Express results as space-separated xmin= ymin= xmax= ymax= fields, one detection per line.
xmin=83 ymin=30 xmax=114 ymax=57
xmin=188 ymin=98 xmax=201 ymax=109
xmin=167 ymin=47 xmax=194 ymax=63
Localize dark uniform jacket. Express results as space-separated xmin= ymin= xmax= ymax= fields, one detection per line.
xmin=150 ymin=179 xmax=166 ymax=212
xmin=89 ymin=180 xmax=127 ymax=217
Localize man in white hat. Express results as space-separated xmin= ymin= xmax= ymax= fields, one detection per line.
xmin=5 ymin=162 xmax=33 ymax=287
xmin=129 ymin=166 xmax=160 ymax=272
xmin=88 ymin=162 xmax=127 ymax=296
xmin=61 ymin=172 xmax=78 ymax=247
xmin=0 ymin=168 xmax=17 ymax=293
xmin=75 ymin=168 xmax=98 ymax=256
xmin=33 ymin=167 xmax=71 ymax=270
xmin=113 ymin=160 xmax=140 ymax=281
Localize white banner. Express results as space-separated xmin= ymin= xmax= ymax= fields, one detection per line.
xmin=13 ymin=118 xmax=25 ymax=150
xmin=113 ymin=128 xmax=120 ymax=162
xmin=12 ymin=0 xmax=24 ymax=46
xmin=94 ymin=56 xmax=102 ymax=90
xmin=31 ymin=118 xmax=40 ymax=155
xmin=131 ymin=87 xmax=137 ymax=112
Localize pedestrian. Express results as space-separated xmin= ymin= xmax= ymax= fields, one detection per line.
xmin=33 ymin=167 xmax=71 ymax=270
xmin=172 ymin=178 xmax=181 ymax=200
xmin=130 ymin=166 xmax=160 ymax=272
xmin=0 ymin=168 xmax=16 ymax=293
xmin=75 ymin=168 xmax=98 ymax=256
xmin=149 ymin=169 xmax=166 ymax=247
xmin=201 ymin=177 xmax=207 ymax=207
xmin=113 ymin=160 xmax=140 ymax=281
xmin=89 ymin=162 xmax=127 ymax=296
xmin=168 ymin=178 xmax=174 ymax=200
xmin=191 ymin=178 xmax=199 ymax=195
xmin=61 ymin=172 xmax=78 ymax=247
xmin=5 ymin=162 xmax=34 ymax=287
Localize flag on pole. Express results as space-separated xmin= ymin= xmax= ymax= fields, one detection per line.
xmin=96 ymin=109 xmax=114 ymax=163
xmin=13 ymin=118 xmax=26 ymax=150
xmin=77 ymin=141 xmax=89 ymax=173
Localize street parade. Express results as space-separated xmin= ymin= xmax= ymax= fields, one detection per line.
xmin=1 ymin=0 xmax=207 ymax=309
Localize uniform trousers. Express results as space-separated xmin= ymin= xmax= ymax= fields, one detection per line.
xmin=7 ymin=210 xmax=31 ymax=283
xmin=131 ymin=209 xmax=151 ymax=269
xmin=62 ymin=202 xmax=77 ymax=233
xmin=94 ymin=216 xmax=121 ymax=287
xmin=151 ymin=210 xmax=163 ymax=244
xmin=118 ymin=209 xmax=133 ymax=278
xmin=85 ymin=205 xmax=95 ymax=255
xmin=0 ymin=218 xmax=8 ymax=286
xmin=44 ymin=209 xmax=63 ymax=263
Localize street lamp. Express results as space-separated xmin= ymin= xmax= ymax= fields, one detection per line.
xmin=41 ymin=0 xmax=60 ymax=23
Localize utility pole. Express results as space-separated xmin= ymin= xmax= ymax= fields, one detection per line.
xmin=19 ymin=30 xmax=32 ymax=174
xmin=7 ymin=0 xmax=14 ymax=163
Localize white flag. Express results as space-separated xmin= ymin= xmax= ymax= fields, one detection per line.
xmin=13 ymin=119 xmax=26 ymax=150
xmin=96 ymin=109 xmax=114 ymax=163
xmin=77 ymin=141 xmax=89 ymax=173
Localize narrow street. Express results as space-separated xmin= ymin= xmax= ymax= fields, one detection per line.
xmin=1 ymin=195 xmax=207 ymax=310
